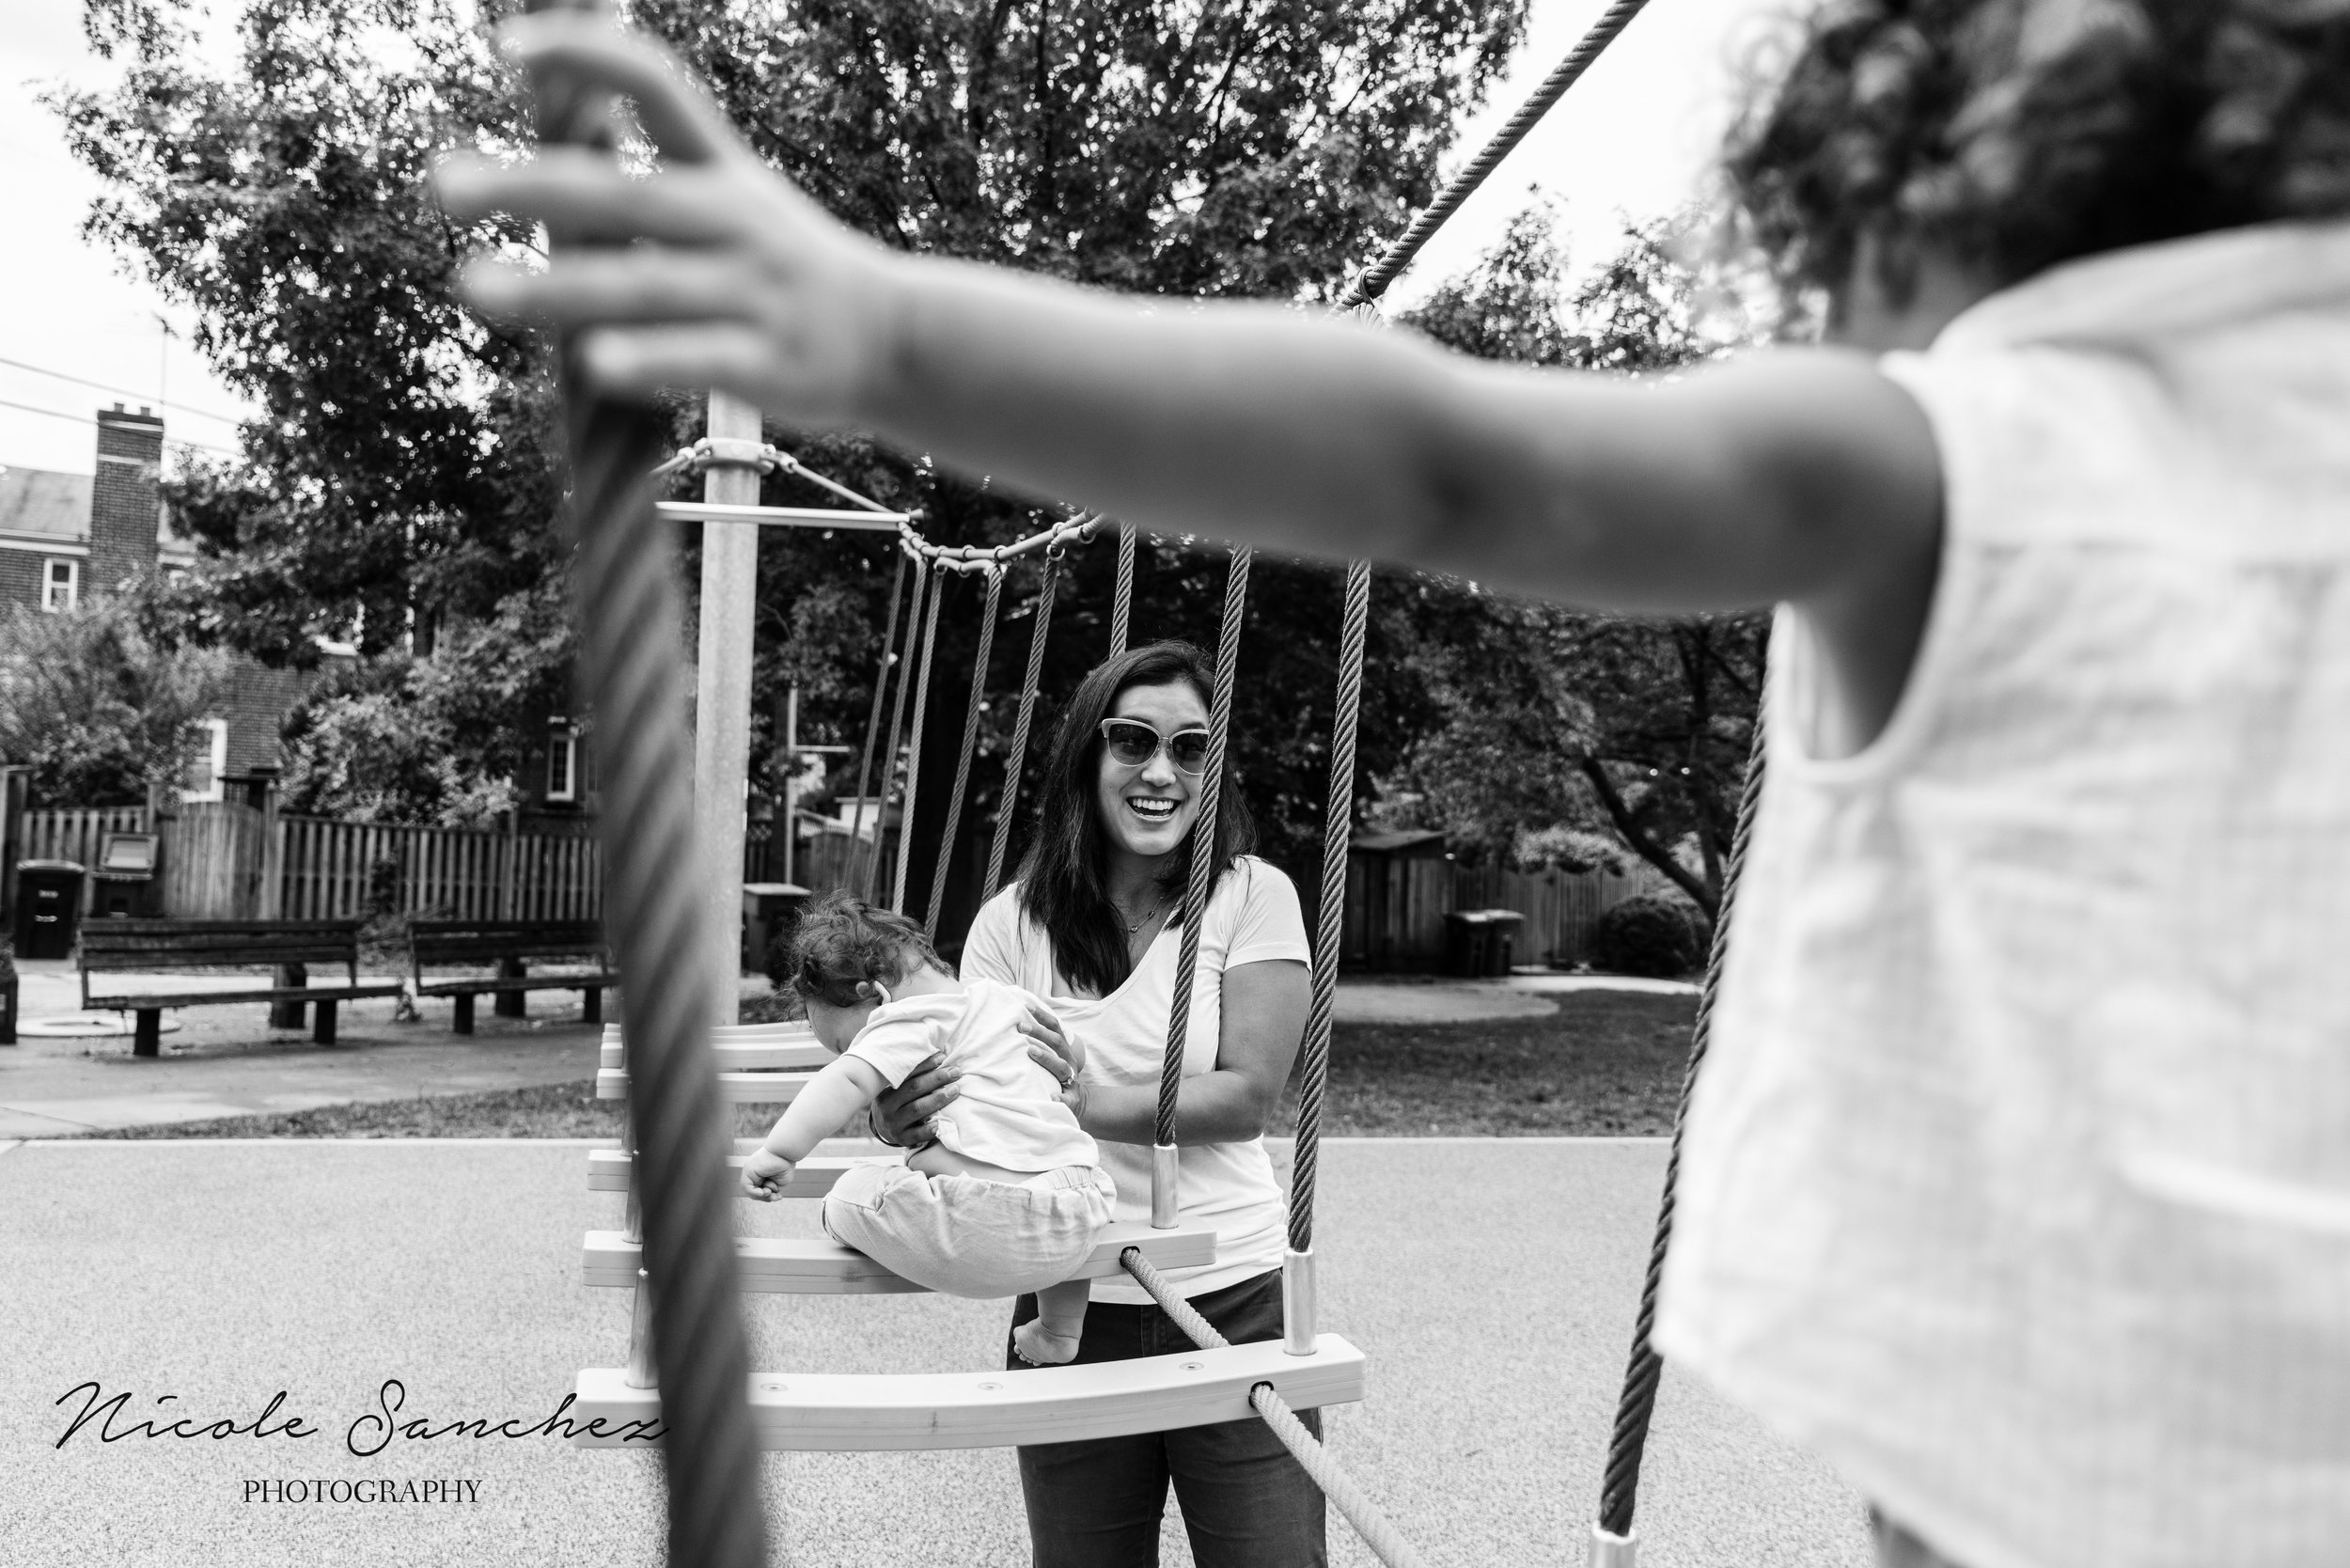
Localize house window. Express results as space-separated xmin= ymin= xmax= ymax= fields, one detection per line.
xmin=181 ymin=718 xmax=228 ymax=803
xmin=42 ymin=558 xmax=78 ymax=612
xmin=546 ymin=726 xmax=579 ymax=804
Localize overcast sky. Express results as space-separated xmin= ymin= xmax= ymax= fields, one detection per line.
xmin=0 ymin=0 xmax=1783 ymax=478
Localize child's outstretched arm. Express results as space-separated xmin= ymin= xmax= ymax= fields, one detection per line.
xmin=439 ymin=18 xmax=1943 ymax=677
xmin=744 ymin=1053 xmax=889 ymax=1200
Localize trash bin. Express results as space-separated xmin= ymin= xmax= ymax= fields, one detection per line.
xmin=13 ymin=860 xmax=86 ymax=961
xmin=91 ymin=832 xmax=162 ymax=918
xmin=1476 ymin=909 xmax=1525 ymax=977
xmin=1442 ymin=909 xmax=1495 ymax=978
xmin=742 ymin=882 xmax=810 ymax=975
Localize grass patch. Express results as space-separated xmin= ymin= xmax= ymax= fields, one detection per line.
xmin=77 ymin=992 xmax=1699 ymax=1140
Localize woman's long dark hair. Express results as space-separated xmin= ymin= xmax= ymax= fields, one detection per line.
xmin=1015 ymin=640 xmax=1255 ymax=998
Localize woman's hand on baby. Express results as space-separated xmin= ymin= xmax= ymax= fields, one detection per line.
xmin=433 ymin=14 xmax=903 ymax=427
xmin=1017 ymin=1001 xmax=1088 ymax=1124
xmin=871 ymin=1051 xmax=959 ymax=1147
xmin=741 ymin=1147 xmax=795 ymax=1201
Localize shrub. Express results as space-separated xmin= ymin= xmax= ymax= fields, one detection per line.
xmin=1586 ymin=894 xmax=1710 ymax=980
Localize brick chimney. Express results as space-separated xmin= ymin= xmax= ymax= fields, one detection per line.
xmin=89 ymin=403 xmax=164 ymax=594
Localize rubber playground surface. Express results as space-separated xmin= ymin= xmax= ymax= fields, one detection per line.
xmin=1 ymin=1137 xmax=1870 ymax=1567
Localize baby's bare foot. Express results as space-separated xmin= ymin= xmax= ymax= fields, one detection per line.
xmin=1012 ymin=1321 xmax=1082 ymax=1366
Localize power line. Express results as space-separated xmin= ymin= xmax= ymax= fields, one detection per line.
xmin=0 ymin=353 xmax=246 ymax=426
xmin=0 ymin=394 xmax=238 ymax=458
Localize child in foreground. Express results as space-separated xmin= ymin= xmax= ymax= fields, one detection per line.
xmin=745 ymin=893 xmax=1112 ymax=1367
xmin=446 ymin=6 xmax=2350 ymax=1564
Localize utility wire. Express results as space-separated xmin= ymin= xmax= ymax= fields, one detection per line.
xmin=0 ymin=353 xmax=247 ymax=426
xmin=0 ymin=395 xmax=237 ymax=457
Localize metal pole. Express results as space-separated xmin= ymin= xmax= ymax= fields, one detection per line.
xmin=695 ymin=390 xmax=762 ymax=1025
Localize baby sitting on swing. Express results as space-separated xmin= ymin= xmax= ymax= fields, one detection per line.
xmin=744 ymin=892 xmax=1114 ymax=1368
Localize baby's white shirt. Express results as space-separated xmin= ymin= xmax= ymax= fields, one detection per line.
xmin=846 ymin=978 xmax=1097 ymax=1174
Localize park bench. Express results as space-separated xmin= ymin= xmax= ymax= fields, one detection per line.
xmin=409 ymin=919 xmax=617 ymax=1034
xmin=78 ymin=919 xmax=404 ymax=1058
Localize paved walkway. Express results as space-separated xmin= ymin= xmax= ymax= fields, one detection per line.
xmin=3 ymin=962 xmax=1689 ymax=1137
xmin=1 ymin=957 xmax=603 ymax=1137
xmin=0 ymin=1137 xmax=1870 ymax=1567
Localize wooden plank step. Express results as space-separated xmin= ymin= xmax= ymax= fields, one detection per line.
xmin=586 ymin=1149 xmax=894 ymax=1198
xmin=568 ymin=1334 xmax=1367 ymax=1450
xmin=594 ymin=1068 xmax=820 ymax=1104
xmin=581 ymin=1220 xmax=1218 ymax=1294
xmin=598 ymin=1037 xmax=830 ymax=1071
xmin=601 ymin=1021 xmax=816 ymax=1044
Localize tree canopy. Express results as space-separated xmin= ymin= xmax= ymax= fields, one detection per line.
xmin=1392 ymin=205 xmax=1766 ymax=914
xmin=52 ymin=0 xmax=1766 ymax=935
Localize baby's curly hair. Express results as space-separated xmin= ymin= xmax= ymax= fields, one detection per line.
xmin=1726 ymin=0 xmax=2350 ymax=309
xmin=786 ymin=892 xmax=943 ymax=1009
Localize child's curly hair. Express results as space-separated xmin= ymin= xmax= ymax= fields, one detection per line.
xmin=786 ymin=891 xmax=943 ymax=1009
xmin=1726 ymin=0 xmax=2350 ymax=309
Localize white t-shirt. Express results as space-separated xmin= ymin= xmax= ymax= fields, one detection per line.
xmin=846 ymin=978 xmax=1097 ymax=1174
xmin=960 ymin=855 xmax=1310 ymax=1304
xmin=1657 ymin=221 xmax=2350 ymax=1568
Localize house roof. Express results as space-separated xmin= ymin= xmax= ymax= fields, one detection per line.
xmin=1350 ymin=828 xmax=1449 ymax=855
xmin=0 ymin=466 xmax=92 ymax=541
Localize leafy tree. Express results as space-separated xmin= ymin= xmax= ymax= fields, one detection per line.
xmin=0 ymin=593 xmax=235 ymax=806
xmin=56 ymin=0 xmax=1531 ymax=943
xmin=1391 ymin=206 xmax=1766 ymax=915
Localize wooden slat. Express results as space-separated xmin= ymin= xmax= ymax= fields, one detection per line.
xmin=86 ymin=982 xmax=402 ymax=1010
xmin=598 ymin=1037 xmax=828 ymax=1071
xmin=595 ymin=1068 xmax=818 ymax=1104
xmin=600 ymin=1021 xmax=816 ymax=1044
xmin=587 ymin=1150 xmax=892 ymax=1196
xmin=581 ymin=1219 xmax=1218 ymax=1294
xmin=417 ymin=972 xmax=615 ymax=997
xmin=568 ymin=1335 xmax=1367 ymax=1450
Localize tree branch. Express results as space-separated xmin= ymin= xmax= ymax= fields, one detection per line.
xmin=1576 ymin=754 xmax=1715 ymax=915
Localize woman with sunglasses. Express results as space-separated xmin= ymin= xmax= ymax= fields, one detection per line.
xmin=876 ymin=639 xmax=1321 ymax=1568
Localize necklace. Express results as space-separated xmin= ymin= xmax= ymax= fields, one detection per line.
xmin=1115 ymin=896 xmax=1163 ymax=935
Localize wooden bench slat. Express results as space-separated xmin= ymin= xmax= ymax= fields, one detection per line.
xmin=568 ymin=1336 xmax=1367 ymax=1450
xmin=86 ymin=982 xmax=402 ymax=1010
xmin=580 ymin=1221 xmax=1218 ymax=1294
xmin=416 ymin=972 xmax=617 ymax=996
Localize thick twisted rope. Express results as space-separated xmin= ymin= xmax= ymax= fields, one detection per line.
xmin=1337 ymin=0 xmax=1656 ymax=309
xmin=1122 ymin=1248 xmax=1429 ymax=1568
xmin=922 ymin=565 xmax=1004 ymax=934
xmin=984 ymin=550 xmax=1062 ymax=897
xmin=520 ymin=9 xmax=767 ymax=1565
xmin=1110 ymin=523 xmax=1136 ymax=656
xmin=1288 ymin=560 xmax=1371 ymax=1254
xmin=846 ymin=552 xmax=909 ymax=898
xmin=1155 ymin=548 xmax=1252 ymax=1152
xmin=1595 ymin=701 xmax=1769 ymax=1541
xmin=891 ymin=562 xmax=948 ymax=914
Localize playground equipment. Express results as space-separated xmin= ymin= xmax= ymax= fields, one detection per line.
xmin=524 ymin=2 xmax=1755 ymax=1565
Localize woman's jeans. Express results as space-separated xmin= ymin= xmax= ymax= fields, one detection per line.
xmin=1007 ymin=1269 xmax=1325 ymax=1568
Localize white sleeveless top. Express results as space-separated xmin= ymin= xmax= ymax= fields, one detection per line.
xmin=1654 ymin=221 xmax=2350 ymax=1568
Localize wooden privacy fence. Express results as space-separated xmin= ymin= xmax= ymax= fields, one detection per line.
xmin=16 ymin=806 xmax=603 ymax=922
xmin=276 ymin=816 xmax=601 ymax=921
xmin=1342 ymin=855 xmax=1648 ymax=973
